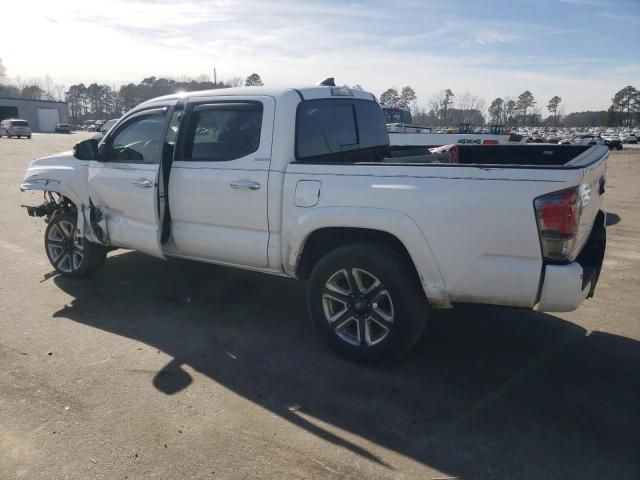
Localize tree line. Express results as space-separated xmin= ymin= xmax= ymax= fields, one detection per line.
xmin=377 ymin=85 xmax=639 ymax=128
xmin=65 ymin=73 xmax=264 ymax=123
xmin=1 ymin=54 xmax=637 ymax=128
xmin=0 ymin=64 xmax=265 ymax=123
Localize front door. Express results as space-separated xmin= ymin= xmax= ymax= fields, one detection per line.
xmin=88 ymin=106 xmax=171 ymax=258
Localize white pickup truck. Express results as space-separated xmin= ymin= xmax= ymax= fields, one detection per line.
xmin=21 ymin=84 xmax=608 ymax=362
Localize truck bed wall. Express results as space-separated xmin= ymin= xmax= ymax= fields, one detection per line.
xmin=387 ymin=144 xmax=592 ymax=167
xmin=456 ymin=145 xmax=590 ymax=166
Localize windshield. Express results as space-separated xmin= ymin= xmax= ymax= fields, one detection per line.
xmin=11 ymin=121 xmax=29 ymax=127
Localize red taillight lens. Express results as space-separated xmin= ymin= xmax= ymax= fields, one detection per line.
xmin=534 ymin=188 xmax=581 ymax=260
xmin=482 ymin=139 xmax=499 ymax=145
xmin=537 ymin=189 xmax=579 ymax=236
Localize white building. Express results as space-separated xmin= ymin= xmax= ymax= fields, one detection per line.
xmin=0 ymin=97 xmax=68 ymax=132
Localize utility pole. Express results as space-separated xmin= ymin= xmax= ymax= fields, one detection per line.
xmin=213 ymin=68 xmax=217 ymax=87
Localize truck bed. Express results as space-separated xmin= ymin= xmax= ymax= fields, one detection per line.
xmin=386 ymin=144 xmax=603 ymax=168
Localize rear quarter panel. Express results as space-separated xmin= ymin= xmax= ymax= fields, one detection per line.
xmin=283 ymin=163 xmax=584 ymax=308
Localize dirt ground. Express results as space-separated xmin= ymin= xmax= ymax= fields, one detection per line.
xmin=1 ymin=134 xmax=638 ymax=480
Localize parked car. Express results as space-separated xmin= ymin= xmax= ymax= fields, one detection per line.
xmin=602 ymin=134 xmax=623 ymax=150
xmin=92 ymin=118 xmax=119 ymax=141
xmin=20 ymin=84 xmax=608 ymax=363
xmin=55 ymin=124 xmax=72 ymax=134
xmin=0 ymin=119 xmax=32 ymax=138
xmin=620 ymin=133 xmax=637 ymax=144
xmin=572 ymin=135 xmax=605 ymax=146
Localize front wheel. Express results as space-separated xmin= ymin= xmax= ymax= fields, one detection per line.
xmin=45 ymin=212 xmax=107 ymax=277
xmin=308 ymin=243 xmax=428 ymax=363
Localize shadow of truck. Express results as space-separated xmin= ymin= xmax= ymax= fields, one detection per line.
xmin=53 ymin=251 xmax=640 ymax=480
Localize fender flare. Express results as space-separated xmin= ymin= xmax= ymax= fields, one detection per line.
xmin=284 ymin=206 xmax=451 ymax=308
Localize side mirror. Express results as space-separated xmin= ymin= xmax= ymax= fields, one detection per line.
xmin=73 ymin=138 xmax=99 ymax=160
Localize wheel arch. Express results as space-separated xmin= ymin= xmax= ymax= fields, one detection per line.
xmin=285 ymin=207 xmax=451 ymax=308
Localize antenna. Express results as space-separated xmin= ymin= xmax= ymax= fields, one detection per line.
xmin=317 ymin=77 xmax=335 ymax=87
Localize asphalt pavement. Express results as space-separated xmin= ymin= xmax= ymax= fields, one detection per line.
xmin=1 ymin=134 xmax=639 ymax=480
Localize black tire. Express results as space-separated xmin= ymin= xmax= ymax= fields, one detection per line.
xmin=308 ymin=243 xmax=428 ymax=363
xmin=45 ymin=212 xmax=107 ymax=278
xmin=7 ymin=134 xmax=12 ymax=138
xmin=27 ymin=135 xmax=31 ymax=139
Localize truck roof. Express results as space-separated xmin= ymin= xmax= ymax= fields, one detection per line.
xmin=139 ymin=85 xmax=376 ymax=107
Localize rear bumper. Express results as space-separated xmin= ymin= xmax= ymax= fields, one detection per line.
xmin=9 ymin=129 xmax=31 ymax=136
xmin=536 ymin=210 xmax=606 ymax=312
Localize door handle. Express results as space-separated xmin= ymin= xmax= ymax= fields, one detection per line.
xmin=230 ymin=180 xmax=261 ymax=190
xmin=132 ymin=179 xmax=153 ymax=189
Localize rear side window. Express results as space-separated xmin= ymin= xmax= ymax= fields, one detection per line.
xmin=184 ymin=102 xmax=263 ymax=161
xmin=296 ymin=99 xmax=389 ymax=162
xmin=356 ymin=101 xmax=391 ymax=149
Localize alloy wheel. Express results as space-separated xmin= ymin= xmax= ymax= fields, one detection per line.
xmin=322 ymin=268 xmax=394 ymax=347
xmin=46 ymin=219 xmax=85 ymax=273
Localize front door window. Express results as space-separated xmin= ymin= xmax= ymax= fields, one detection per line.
xmin=106 ymin=112 xmax=167 ymax=163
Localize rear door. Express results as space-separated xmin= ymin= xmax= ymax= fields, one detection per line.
xmin=168 ymin=96 xmax=274 ymax=268
xmin=88 ymin=105 xmax=174 ymax=257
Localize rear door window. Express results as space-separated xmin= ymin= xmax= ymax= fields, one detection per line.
xmin=183 ymin=102 xmax=263 ymax=161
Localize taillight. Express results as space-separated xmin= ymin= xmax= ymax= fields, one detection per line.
xmin=534 ymin=187 xmax=581 ymax=261
xmin=482 ymin=139 xmax=499 ymax=145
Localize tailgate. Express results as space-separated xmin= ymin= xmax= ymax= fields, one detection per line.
xmin=572 ymin=146 xmax=608 ymax=257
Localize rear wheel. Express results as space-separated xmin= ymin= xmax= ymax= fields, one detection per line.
xmin=308 ymin=243 xmax=428 ymax=363
xmin=45 ymin=212 xmax=107 ymax=277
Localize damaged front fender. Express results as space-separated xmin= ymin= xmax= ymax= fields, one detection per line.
xmin=20 ymin=153 xmax=109 ymax=246
xmin=21 ymin=152 xmax=89 ymax=207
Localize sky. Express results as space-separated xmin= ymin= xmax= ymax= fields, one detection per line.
xmin=2 ymin=0 xmax=639 ymax=112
